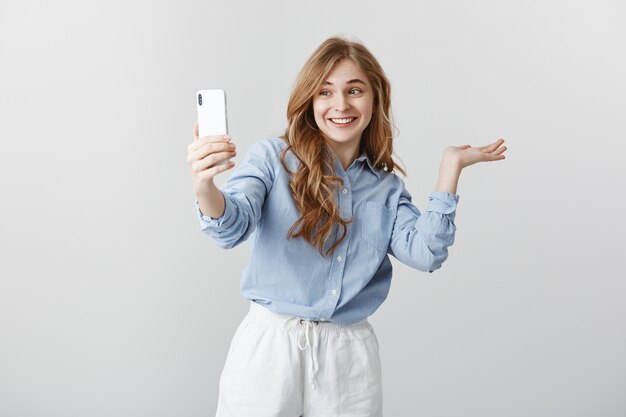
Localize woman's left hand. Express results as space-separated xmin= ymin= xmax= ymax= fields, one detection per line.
xmin=443 ymin=138 xmax=507 ymax=169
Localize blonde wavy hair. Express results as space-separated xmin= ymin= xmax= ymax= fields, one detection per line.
xmin=279 ymin=35 xmax=406 ymax=258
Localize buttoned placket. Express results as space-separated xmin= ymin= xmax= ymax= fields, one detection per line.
xmin=290 ymin=158 xmax=358 ymax=391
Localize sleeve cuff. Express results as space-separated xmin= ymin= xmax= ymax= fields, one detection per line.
xmin=195 ymin=193 xmax=236 ymax=230
xmin=426 ymin=191 xmax=460 ymax=214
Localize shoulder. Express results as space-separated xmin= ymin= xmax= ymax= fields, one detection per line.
xmin=388 ymin=170 xmax=405 ymax=187
xmin=249 ymin=136 xmax=305 ymax=174
xmin=374 ymin=167 xmax=406 ymax=190
xmin=247 ymin=136 xmax=288 ymax=160
xmin=237 ymin=136 xmax=295 ymax=180
xmin=384 ymin=171 xmax=413 ymax=201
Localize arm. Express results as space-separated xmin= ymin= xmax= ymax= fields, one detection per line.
xmin=388 ymin=138 xmax=507 ymax=271
xmin=387 ymin=137 xmax=508 ymax=272
xmin=194 ymin=138 xmax=277 ymax=249
xmin=387 ymin=177 xmax=460 ymax=273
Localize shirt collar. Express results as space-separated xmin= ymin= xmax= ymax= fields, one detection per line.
xmin=325 ymin=143 xmax=382 ymax=179
xmin=355 ymin=151 xmax=381 ymax=179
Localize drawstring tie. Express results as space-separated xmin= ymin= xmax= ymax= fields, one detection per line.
xmin=297 ymin=319 xmax=320 ymax=390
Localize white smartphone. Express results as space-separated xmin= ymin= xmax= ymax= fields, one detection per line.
xmin=196 ymin=89 xmax=229 ymax=166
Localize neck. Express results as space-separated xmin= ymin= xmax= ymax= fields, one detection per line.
xmin=324 ymin=139 xmax=361 ymax=171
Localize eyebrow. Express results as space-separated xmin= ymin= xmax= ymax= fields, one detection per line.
xmin=322 ymin=79 xmax=367 ymax=86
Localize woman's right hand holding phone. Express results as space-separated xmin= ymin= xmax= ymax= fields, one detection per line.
xmin=188 ymin=121 xmax=237 ymax=195
xmin=187 ymin=122 xmax=236 ymax=219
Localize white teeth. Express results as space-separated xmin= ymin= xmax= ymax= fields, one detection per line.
xmin=330 ymin=118 xmax=355 ymax=124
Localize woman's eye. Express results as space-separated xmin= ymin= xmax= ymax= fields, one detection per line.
xmin=319 ymin=89 xmax=362 ymax=96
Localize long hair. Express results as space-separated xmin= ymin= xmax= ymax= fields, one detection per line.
xmin=279 ymin=35 xmax=406 ymax=258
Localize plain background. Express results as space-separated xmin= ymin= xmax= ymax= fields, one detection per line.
xmin=1 ymin=0 xmax=625 ymax=416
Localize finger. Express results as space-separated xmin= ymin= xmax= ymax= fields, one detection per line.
xmin=188 ymin=141 xmax=231 ymax=163
xmin=200 ymin=160 xmax=236 ymax=181
xmin=191 ymin=141 xmax=235 ymax=161
xmin=489 ymin=138 xmax=505 ymax=150
xmin=193 ymin=122 xmax=199 ymax=141
xmin=487 ymin=141 xmax=507 ymax=155
xmin=193 ymin=152 xmax=235 ymax=175
xmin=196 ymin=150 xmax=237 ymax=171
xmin=190 ymin=134 xmax=231 ymax=153
xmin=479 ymin=138 xmax=505 ymax=153
xmin=488 ymin=149 xmax=506 ymax=160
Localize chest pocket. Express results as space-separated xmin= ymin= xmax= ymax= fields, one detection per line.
xmin=360 ymin=201 xmax=395 ymax=251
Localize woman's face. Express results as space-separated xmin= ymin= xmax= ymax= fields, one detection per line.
xmin=312 ymin=59 xmax=374 ymax=151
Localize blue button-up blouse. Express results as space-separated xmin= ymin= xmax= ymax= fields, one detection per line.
xmin=194 ymin=136 xmax=460 ymax=325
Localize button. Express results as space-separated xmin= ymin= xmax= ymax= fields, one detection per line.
xmin=331 ymin=289 xmax=337 ymax=295
xmin=342 ymin=189 xmax=348 ymax=194
xmin=336 ymin=255 xmax=342 ymax=261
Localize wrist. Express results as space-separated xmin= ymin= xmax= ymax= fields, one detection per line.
xmin=440 ymin=155 xmax=463 ymax=172
xmin=193 ymin=180 xmax=217 ymax=200
xmin=435 ymin=157 xmax=462 ymax=195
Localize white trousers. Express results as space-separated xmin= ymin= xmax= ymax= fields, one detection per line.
xmin=215 ymin=301 xmax=383 ymax=417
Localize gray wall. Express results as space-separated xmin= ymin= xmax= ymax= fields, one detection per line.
xmin=1 ymin=0 xmax=625 ymax=416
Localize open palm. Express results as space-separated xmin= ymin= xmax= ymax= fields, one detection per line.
xmin=444 ymin=138 xmax=507 ymax=169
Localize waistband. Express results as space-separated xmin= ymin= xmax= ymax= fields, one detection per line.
xmin=245 ymin=300 xmax=372 ymax=391
xmin=246 ymin=300 xmax=370 ymax=333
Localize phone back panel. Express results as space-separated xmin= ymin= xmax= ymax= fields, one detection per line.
xmin=196 ymin=89 xmax=228 ymax=138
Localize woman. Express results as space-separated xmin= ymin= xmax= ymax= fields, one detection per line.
xmin=187 ymin=35 xmax=507 ymax=417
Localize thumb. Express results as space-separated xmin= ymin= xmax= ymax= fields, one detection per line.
xmin=193 ymin=121 xmax=199 ymax=141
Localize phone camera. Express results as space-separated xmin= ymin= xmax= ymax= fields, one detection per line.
xmin=198 ymin=94 xmax=202 ymax=105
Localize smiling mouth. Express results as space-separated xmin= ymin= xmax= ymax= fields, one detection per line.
xmin=328 ymin=117 xmax=357 ymax=127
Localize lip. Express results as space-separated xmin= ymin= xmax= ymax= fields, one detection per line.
xmin=328 ymin=116 xmax=358 ymax=128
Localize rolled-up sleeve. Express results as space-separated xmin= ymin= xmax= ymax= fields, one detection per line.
xmin=387 ymin=179 xmax=460 ymax=273
xmin=194 ymin=138 xmax=277 ymax=249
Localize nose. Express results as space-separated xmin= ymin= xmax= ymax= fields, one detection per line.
xmin=333 ymin=94 xmax=350 ymax=112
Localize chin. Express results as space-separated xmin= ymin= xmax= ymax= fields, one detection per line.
xmin=325 ymin=133 xmax=361 ymax=145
